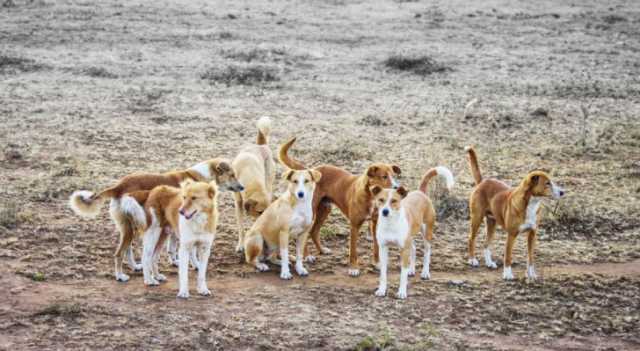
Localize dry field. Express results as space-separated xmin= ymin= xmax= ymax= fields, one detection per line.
xmin=1 ymin=0 xmax=640 ymax=349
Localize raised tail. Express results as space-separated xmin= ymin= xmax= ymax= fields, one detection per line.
xmin=278 ymin=137 xmax=306 ymax=170
xmin=419 ymin=166 xmax=455 ymax=193
xmin=256 ymin=116 xmax=272 ymax=145
xmin=68 ymin=188 xmax=116 ymax=218
xmin=465 ymin=146 xmax=482 ymax=185
xmin=119 ymin=191 xmax=149 ymax=229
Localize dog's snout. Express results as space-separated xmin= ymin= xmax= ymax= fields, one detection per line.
xmin=297 ymin=191 xmax=304 ymax=199
xmin=179 ymin=208 xmax=185 ymax=216
xmin=382 ymin=208 xmax=390 ymax=217
xmin=559 ymin=189 xmax=565 ymax=197
xmin=392 ymin=184 xmax=399 ymax=190
xmin=237 ymin=185 xmax=245 ymax=192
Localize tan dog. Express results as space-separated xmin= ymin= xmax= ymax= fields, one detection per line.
xmin=372 ymin=166 xmax=454 ymax=299
xmin=465 ymin=146 xmax=565 ymax=280
xmin=233 ymin=116 xmax=276 ymax=252
xmin=135 ymin=180 xmax=218 ymax=299
xmin=279 ymin=137 xmax=401 ymax=277
xmin=69 ymin=159 xmax=241 ymax=282
xmin=244 ymin=169 xmax=322 ymax=279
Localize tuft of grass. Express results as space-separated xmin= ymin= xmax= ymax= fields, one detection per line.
xmin=222 ymin=48 xmax=286 ymax=63
xmin=82 ymin=66 xmax=118 ymax=78
xmin=0 ymin=202 xmax=19 ymax=229
xmin=0 ymin=54 xmax=47 ymax=74
xmin=201 ymin=65 xmax=279 ymax=86
xmin=383 ymin=54 xmax=451 ymax=76
xmin=319 ymin=226 xmax=340 ymax=239
xmin=32 ymin=272 xmax=46 ymax=281
xmin=353 ymin=327 xmax=396 ymax=351
xmin=34 ymin=303 xmax=82 ymax=318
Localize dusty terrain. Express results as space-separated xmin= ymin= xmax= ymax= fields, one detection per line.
xmin=1 ymin=0 xmax=639 ymax=349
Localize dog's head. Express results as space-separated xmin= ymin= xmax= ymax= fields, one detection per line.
xmin=366 ymin=163 xmax=401 ymax=190
xmin=243 ymin=194 xmax=270 ymax=218
xmin=522 ymin=171 xmax=565 ymax=199
xmin=208 ymin=159 xmax=244 ymax=192
xmin=178 ymin=180 xmax=217 ymax=220
xmin=371 ymin=185 xmax=408 ymax=218
xmin=282 ymin=168 xmax=322 ymax=201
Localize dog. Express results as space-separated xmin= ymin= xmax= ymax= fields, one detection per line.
xmin=373 ymin=166 xmax=454 ymax=299
xmin=132 ymin=180 xmax=218 ymax=298
xmin=69 ymin=158 xmax=241 ymax=282
xmin=243 ymin=168 xmax=322 ymax=279
xmin=233 ymin=116 xmax=276 ymax=252
xmin=465 ymin=146 xmax=565 ymax=280
xmin=278 ymin=137 xmax=401 ymax=277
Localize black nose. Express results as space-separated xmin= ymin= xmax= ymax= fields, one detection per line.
xmin=179 ymin=209 xmax=185 ymax=216
xmin=559 ymin=190 xmax=565 ymax=196
xmin=238 ymin=185 xmax=245 ymax=192
xmin=392 ymin=185 xmax=399 ymax=189
xmin=382 ymin=208 xmax=389 ymax=217
xmin=297 ymin=191 xmax=304 ymax=198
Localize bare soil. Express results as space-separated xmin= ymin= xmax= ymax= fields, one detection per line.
xmin=1 ymin=0 xmax=639 ymax=349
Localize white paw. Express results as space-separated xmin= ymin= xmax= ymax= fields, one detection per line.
xmin=115 ymin=273 xmax=130 ymax=282
xmin=503 ymin=266 xmax=514 ymax=280
xmin=198 ymin=287 xmax=212 ymax=296
xmin=469 ymin=258 xmax=479 ymax=267
xmin=320 ymin=247 xmax=332 ymax=255
xmin=280 ymin=271 xmax=293 ymax=280
xmin=375 ymin=288 xmax=386 ymax=297
xmin=408 ymin=268 xmax=416 ymax=277
xmin=420 ymin=270 xmax=431 ymax=280
xmin=348 ymin=268 xmax=360 ymax=277
xmin=396 ymin=289 xmax=408 ymax=300
xmin=519 ymin=223 xmax=537 ymax=233
xmin=177 ymin=290 xmax=189 ymax=299
xmin=305 ymin=255 xmax=316 ymax=263
xmin=486 ymin=261 xmax=497 ymax=269
xmin=131 ymin=264 xmax=143 ymax=272
xmin=256 ymin=263 xmax=270 ymax=272
xmin=144 ymin=278 xmax=160 ymax=286
xmin=235 ymin=244 xmax=244 ymax=253
xmin=527 ymin=266 xmax=537 ymax=280
xmin=154 ymin=273 xmax=167 ymax=282
xmin=374 ymin=262 xmax=381 ymax=271
xmin=296 ymin=266 xmax=309 ymax=276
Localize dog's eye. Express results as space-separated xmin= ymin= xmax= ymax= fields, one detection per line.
xmin=546 ymin=182 xmax=551 ymax=186
xmin=191 ymin=196 xmax=196 ymax=200
xmin=378 ymin=198 xmax=384 ymax=202
xmin=382 ymin=175 xmax=388 ymax=179
xmin=391 ymin=199 xmax=397 ymax=204
xmin=304 ymin=179 xmax=309 ymax=184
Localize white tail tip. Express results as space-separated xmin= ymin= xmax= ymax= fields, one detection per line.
xmin=69 ymin=190 xmax=101 ymax=218
xmin=120 ymin=195 xmax=147 ymax=229
xmin=435 ymin=166 xmax=455 ymax=190
xmin=256 ymin=116 xmax=272 ymax=135
xmin=464 ymin=146 xmax=472 ymax=152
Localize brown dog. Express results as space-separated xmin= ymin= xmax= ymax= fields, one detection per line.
xmin=279 ymin=137 xmax=401 ymax=277
xmin=465 ymin=146 xmax=565 ymax=280
xmin=69 ymin=159 xmax=242 ymax=282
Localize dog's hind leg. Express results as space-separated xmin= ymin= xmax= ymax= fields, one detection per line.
xmin=142 ymin=221 xmax=161 ymax=286
xmin=483 ymin=217 xmax=497 ymax=269
xmin=305 ymin=200 xmax=332 ymax=262
xmin=467 ymin=205 xmax=483 ymax=268
xmin=113 ymin=224 xmax=134 ymax=282
xmin=234 ymin=192 xmax=245 ymax=253
xmin=421 ymin=220 xmax=434 ymax=280
xmin=196 ymin=241 xmax=212 ymax=296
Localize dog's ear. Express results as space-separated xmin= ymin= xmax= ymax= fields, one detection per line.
xmin=215 ymin=161 xmax=232 ymax=175
xmin=282 ymin=169 xmax=295 ymax=181
xmin=370 ymin=185 xmax=383 ymax=196
xmin=208 ymin=183 xmax=217 ymax=199
xmin=391 ymin=165 xmax=401 ymax=175
xmin=396 ymin=186 xmax=408 ymax=198
xmin=244 ymin=199 xmax=257 ymax=213
xmin=309 ymin=170 xmax=322 ymax=183
xmin=367 ymin=165 xmax=379 ymax=177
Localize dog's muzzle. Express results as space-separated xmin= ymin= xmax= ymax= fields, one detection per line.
xmin=381 ymin=208 xmax=390 ymax=217
xmin=297 ymin=191 xmax=305 ymax=199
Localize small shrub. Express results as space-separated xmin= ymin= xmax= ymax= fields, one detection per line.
xmin=0 ymin=202 xmax=19 ymax=229
xmin=83 ymin=66 xmax=118 ymax=78
xmin=0 ymin=55 xmax=46 ymax=74
xmin=34 ymin=303 xmax=82 ymax=318
xmin=383 ymin=55 xmax=451 ymax=76
xmin=201 ymin=65 xmax=279 ymax=86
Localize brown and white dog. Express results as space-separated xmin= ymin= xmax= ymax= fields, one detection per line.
xmin=132 ymin=180 xmax=218 ymax=298
xmin=233 ymin=116 xmax=276 ymax=252
xmin=372 ymin=166 xmax=454 ymax=299
xmin=69 ymin=159 xmax=241 ymax=282
xmin=465 ymin=146 xmax=565 ymax=280
xmin=279 ymin=137 xmax=401 ymax=277
xmin=244 ymin=168 xmax=322 ymax=279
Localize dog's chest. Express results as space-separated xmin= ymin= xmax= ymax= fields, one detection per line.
xmin=289 ymin=200 xmax=313 ymax=236
xmin=518 ymin=197 xmax=541 ymax=233
xmin=179 ymin=214 xmax=214 ymax=242
xmin=376 ymin=211 xmax=410 ymax=247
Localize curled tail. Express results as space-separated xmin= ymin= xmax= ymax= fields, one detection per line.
xmin=419 ymin=166 xmax=455 ymax=193
xmin=465 ymin=146 xmax=482 ymax=185
xmin=69 ymin=188 xmax=116 ymax=218
xmin=256 ymin=116 xmax=272 ymax=145
xmin=278 ymin=137 xmax=306 ymax=170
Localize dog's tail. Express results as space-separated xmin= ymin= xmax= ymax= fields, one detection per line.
xmin=121 ymin=191 xmax=149 ymax=229
xmin=419 ymin=166 xmax=455 ymax=194
xmin=278 ymin=137 xmax=306 ymax=170
xmin=256 ymin=116 xmax=272 ymax=145
xmin=69 ymin=187 xmax=117 ymax=218
xmin=465 ymin=146 xmax=482 ymax=186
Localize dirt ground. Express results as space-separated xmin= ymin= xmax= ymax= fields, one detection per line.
xmin=1 ymin=0 xmax=640 ymax=349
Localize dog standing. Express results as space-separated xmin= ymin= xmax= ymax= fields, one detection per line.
xmin=233 ymin=116 xmax=276 ymax=252
xmin=243 ymin=168 xmax=322 ymax=279
xmin=278 ymin=137 xmax=401 ymax=276
xmin=69 ymin=159 xmax=241 ymax=282
xmin=373 ymin=166 xmax=454 ymax=299
xmin=465 ymin=146 xmax=565 ymax=280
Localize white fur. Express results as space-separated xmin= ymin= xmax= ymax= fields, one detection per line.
xmin=397 ymin=266 xmax=409 ymax=299
xmin=190 ymin=161 xmax=211 ymax=179
xmin=375 ymin=245 xmax=388 ymax=297
xmin=519 ymin=197 xmax=541 ymax=233
xmin=142 ymin=209 xmax=162 ymax=286
xmin=256 ymin=116 xmax=272 ymax=138
xmin=68 ymin=190 xmax=99 ymax=218
xmin=177 ymin=212 xmax=215 ymax=298
xmin=551 ymin=182 xmax=564 ymax=199
xmin=503 ymin=266 xmax=514 ymax=280
xmin=527 ymin=265 xmax=537 ymax=280
xmin=484 ymin=248 xmax=497 ymax=269
xmin=421 ymin=241 xmax=431 ymax=280
xmin=434 ymin=166 xmax=455 ymax=190
xmin=120 ymin=195 xmax=146 ymax=228
xmin=469 ymin=257 xmax=479 ymax=267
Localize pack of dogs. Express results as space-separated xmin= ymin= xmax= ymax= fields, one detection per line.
xmin=69 ymin=117 xmax=566 ymax=299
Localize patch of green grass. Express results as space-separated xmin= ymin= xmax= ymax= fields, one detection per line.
xmin=32 ymin=272 xmax=46 ymax=281
xmin=320 ymin=226 xmax=339 ymax=239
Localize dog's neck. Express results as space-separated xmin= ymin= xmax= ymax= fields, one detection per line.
xmin=355 ymin=174 xmax=374 ymax=200
xmin=510 ymin=183 xmax=535 ymax=216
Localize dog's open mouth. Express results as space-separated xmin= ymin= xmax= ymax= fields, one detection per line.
xmin=180 ymin=209 xmax=197 ymax=220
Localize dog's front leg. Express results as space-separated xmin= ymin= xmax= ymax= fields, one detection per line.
xmin=234 ymin=193 xmax=245 ymax=253
xmin=375 ymin=244 xmax=388 ymax=297
xmin=503 ymin=231 xmax=518 ymax=280
xmin=397 ymin=247 xmax=411 ymax=299
xmin=166 ymin=231 xmax=179 ymax=267
xmin=526 ymin=229 xmax=537 ymax=280
xmin=370 ymin=212 xmax=380 ymax=269
xmin=347 ymin=221 xmax=364 ymax=277
xmin=177 ymin=243 xmax=190 ymax=298
xmin=279 ymin=230 xmax=292 ymax=280
xmin=190 ymin=246 xmax=200 ymax=270
xmin=295 ymin=232 xmax=309 ymax=276
xmin=196 ymin=241 xmax=212 ymax=296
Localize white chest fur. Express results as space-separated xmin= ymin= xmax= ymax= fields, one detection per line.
xmin=519 ymin=197 xmax=541 ymax=233
xmin=179 ymin=213 xmax=214 ymax=245
xmin=289 ymin=195 xmax=313 ymax=237
xmin=376 ymin=207 xmax=410 ymax=248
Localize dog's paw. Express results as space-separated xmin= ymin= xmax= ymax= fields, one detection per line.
xmin=198 ymin=287 xmax=212 ymax=296
xmin=177 ymin=290 xmax=190 ymax=299
xmin=348 ymin=268 xmax=360 ymax=277
xmin=280 ymin=271 xmax=293 ymax=280
xmin=486 ymin=261 xmax=497 ymax=269
xmin=374 ymin=288 xmax=386 ymax=297
xmin=469 ymin=258 xmax=479 ymax=268
xmin=408 ymin=268 xmax=416 ymax=277
xmin=420 ymin=271 xmax=431 ymax=280
xmin=154 ymin=273 xmax=167 ymax=282
xmin=115 ymin=273 xmax=130 ymax=282
xmin=503 ymin=266 xmax=515 ymax=280
xmin=396 ymin=289 xmax=408 ymax=300
xmin=144 ymin=278 xmax=160 ymax=286
xmin=527 ymin=266 xmax=537 ymax=280
xmin=131 ymin=264 xmax=143 ymax=272
xmin=373 ymin=262 xmax=381 ymax=271
xmin=305 ymin=255 xmax=316 ymax=263
xmin=256 ymin=263 xmax=270 ymax=272
xmin=320 ymin=247 xmax=332 ymax=255
xmin=296 ymin=266 xmax=309 ymax=276
xmin=235 ymin=244 xmax=244 ymax=253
